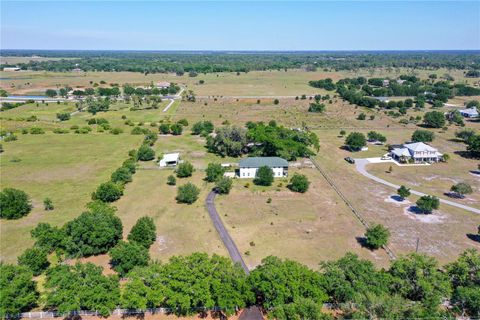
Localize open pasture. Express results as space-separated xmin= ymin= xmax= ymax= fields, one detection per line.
xmin=0 ymin=133 xmax=143 ymax=262
xmin=312 ymin=127 xmax=480 ymax=264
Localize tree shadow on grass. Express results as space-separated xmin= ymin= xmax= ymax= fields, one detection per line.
xmin=355 ymin=236 xmax=374 ymax=251
xmin=466 ymin=234 xmax=480 ymax=243
xmin=454 ymin=150 xmax=480 ymax=160
xmin=390 ymin=195 xmax=404 ymax=202
xmin=407 ymin=206 xmax=428 ymax=215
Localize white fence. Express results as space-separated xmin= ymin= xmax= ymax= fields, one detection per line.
xmin=10 ymin=307 xmax=224 ymax=319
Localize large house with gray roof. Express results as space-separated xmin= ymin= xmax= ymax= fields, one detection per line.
xmin=238 ymin=157 xmax=288 ymax=178
xmin=390 ymin=142 xmax=442 ymax=163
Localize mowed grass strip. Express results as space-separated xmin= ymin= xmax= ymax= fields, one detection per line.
xmin=0 ymin=133 xmax=143 ymax=262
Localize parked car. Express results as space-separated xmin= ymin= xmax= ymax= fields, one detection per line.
xmin=344 ymin=157 xmax=355 ymax=164
xmin=381 ymin=155 xmax=392 ymax=160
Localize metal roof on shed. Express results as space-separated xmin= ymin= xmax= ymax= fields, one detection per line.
xmin=239 ymin=157 xmax=288 ymax=168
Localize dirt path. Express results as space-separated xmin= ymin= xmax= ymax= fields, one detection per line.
xmin=354 ymin=158 xmax=480 ymax=214
xmin=205 ymin=191 xmax=250 ymax=274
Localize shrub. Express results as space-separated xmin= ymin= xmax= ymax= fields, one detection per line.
xmin=18 ymin=247 xmax=50 ymax=276
xmin=288 ymin=174 xmax=310 ymax=193
xmin=43 ymin=197 xmax=54 ymax=211
xmin=137 ymin=145 xmax=155 ymax=161
xmin=254 ymin=166 xmax=274 ymax=186
xmin=416 ymin=195 xmax=440 ymax=214
xmin=365 ymin=224 xmax=390 ymax=249
xmin=170 ymin=123 xmax=183 ymax=135
xmin=127 ymin=216 xmax=156 ymax=249
xmin=177 ymin=119 xmax=189 ymax=126
xmin=109 ymin=241 xmax=149 ymax=277
xmin=308 ymin=102 xmax=325 ymax=113
xmin=357 ymin=113 xmax=366 ymax=120
xmin=122 ymin=159 xmax=136 ymax=174
xmin=450 ymin=183 xmax=473 ymax=198
xmin=397 ymin=185 xmax=411 ymax=200
xmin=92 ymin=182 xmax=123 ymax=203
xmin=455 ymin=129 xmax=476 ymax=142
xmin=215 ymin=177 xmax=233 ymax=194
xmin=159 ymin=123 xmax=170 ymax=134
xmin=30 ymin=127 xmax=45 ymax=134
xmin=423 ymin=111 xmax=446 ymax=128
xmin=367 ymin=131 xmax=387 ymax=143
xmin=111 ymin=167 xmax=133 ymax=185
xmin=56 ymin=113 xmax=71 ymax=121
xmin=167 ymin=175 xmax=177 ymax=186
xmin=191 ymin=121 xmax=214 ymax=135
xmin=131 ymin=126 xmax=146 ymax=135
xmin=205 ymin=163 xmax=225 ymax=182
xmin=411 ymin=129 xmax=435 ymax=143
xmin=176 ymin=183 xmax=200 ymax=204
xmin=0 ymin=188 xmax=32 ymax=219
xmin=110 ymin=127 xmax=123 ymax=135
xmin=175 ymin=161 xmax=194 ymax=178
xmin=273 ymin=99 xmax=280 ymax=105
xmin=345 ymin=132 xmax=366 ymax=151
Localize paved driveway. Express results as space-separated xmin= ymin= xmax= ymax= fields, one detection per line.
xmin=354 ymin=158 xmax=480 ymax=214
xmin=205 ymin=191 xmax=250 ymax=273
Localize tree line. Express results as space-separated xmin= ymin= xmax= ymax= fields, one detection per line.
xmin=2 ymin=50 xmax=480 ymax=74
xmin=1 ymin=249 xmax=479 ymax=319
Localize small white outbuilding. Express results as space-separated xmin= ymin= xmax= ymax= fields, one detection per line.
xmin=159 ymin=153 xmax=180 ymax=167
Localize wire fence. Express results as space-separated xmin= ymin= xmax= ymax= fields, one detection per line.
xmin=309 ymin=157 xmax=397 ymax=260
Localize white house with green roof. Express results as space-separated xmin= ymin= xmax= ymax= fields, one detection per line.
xmin=390 ymin=142 xmax=442 ymax=163
xmin=238 ymin=157 xmax=289 ymax=178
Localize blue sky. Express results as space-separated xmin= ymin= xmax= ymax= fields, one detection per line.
xmin=1 ymin=1 xmax=479 ymax=50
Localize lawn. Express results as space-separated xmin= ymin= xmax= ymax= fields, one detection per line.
xmin=114 ymin=134 xmax=232 ymax=261
xmin=0 ymin=133 xmax=143 ymax=262
xmin=215 ymin=167 xmax=391 ymax=269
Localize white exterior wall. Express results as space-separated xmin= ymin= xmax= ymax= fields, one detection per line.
xmin=239 ymin=167 xmax=285 ymax=178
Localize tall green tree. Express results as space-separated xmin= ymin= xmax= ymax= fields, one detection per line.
xmin=17 ymin=247 xmax=50 ymax=276
xmin=249 ymin=256 xmax=328 ymax=309
xmin=63 ymin=202 xmax=123 ymax=257
xmin=109 ymin=241 xmax=150 ymax=277
xmin=0 ymin=264 xmax=39 ymax=317
xmin=0 ymin=188 xmax=32 ymax=220
xmin=365 ymin=224 xmax=390 ymax=250
xmin=254 ymin=166 xmax=274 ymax=186
xmin=205 ymin=163 xmax=225 ymax=182
xmin=45 ymin=263 xmax=120 ymax=317
xmin=345 ymin=132 xmax=366 ymax=151
xmin=127 ymin=216 xmax=157 ymax=249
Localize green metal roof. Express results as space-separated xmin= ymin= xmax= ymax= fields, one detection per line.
xmin=239 ymin=157 xmax=288 ymax=168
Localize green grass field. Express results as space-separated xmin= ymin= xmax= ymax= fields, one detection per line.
xmin=1 ymin=68 xmax=479 ymax=267
xmin=0 ymin=133 xmax=143 ymax=262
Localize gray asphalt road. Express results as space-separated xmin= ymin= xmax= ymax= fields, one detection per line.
xmin=355 ymin=159 xmax=480 ymax=214
xmin=205 ymin=191 xmax=250 ymax=274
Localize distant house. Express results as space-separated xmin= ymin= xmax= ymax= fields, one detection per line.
xmin=238 ymin=157 xmax=288 ymax=178
xmin=459 ymin=107 xmax=479 ymax=118
xmin=390 ymin=142 xmax=442 ymax=163
xmin=396 ymin=79 xmax=406 ymax=85
xmin=159 ymin=153 xmax=180 ymax=167
xmin=156 ymin=82 xmax=170 ymax=88
xmin=382 ymin=79 xmax=390 ymax=87
xmin=3 ymin=67 xmax=20 ymax=72
xmin=72 ymin=68 xmax=83 ymax=73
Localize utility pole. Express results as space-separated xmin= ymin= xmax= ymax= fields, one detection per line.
xmin=415 ymin=237 xmax=420 ymax=253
